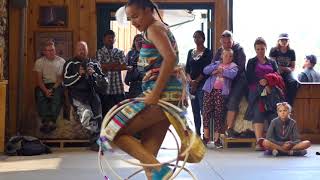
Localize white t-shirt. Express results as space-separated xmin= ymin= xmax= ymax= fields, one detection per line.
xmin=33 ymin=56 xmax=66 ymax=83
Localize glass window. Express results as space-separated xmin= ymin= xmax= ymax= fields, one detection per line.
xmin=233 ymin=0 xmax=320 ymax=75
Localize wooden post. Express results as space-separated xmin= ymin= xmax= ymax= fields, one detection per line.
xmin=0 ymin=80 xmax=8 ymax=153
xmin=0 ymin=48 xmax=3 ymax=80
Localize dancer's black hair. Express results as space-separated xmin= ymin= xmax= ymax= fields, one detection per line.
xmin=127 ymin=0 xmax=168 ymax=26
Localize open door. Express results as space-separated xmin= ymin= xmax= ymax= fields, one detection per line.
xmin=96 ymin=3 xmax=214 ymax=64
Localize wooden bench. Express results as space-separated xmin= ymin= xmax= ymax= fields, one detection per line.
xmin=42 ymin=139 xmax=90 ymax=150
xmin=222 ymin=135 xmax=256 ymax=149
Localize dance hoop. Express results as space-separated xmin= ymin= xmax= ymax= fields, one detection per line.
xmin=98 ymin=98 xmax=201 ymax=180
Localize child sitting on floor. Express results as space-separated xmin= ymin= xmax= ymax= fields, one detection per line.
xmin=262 ymin=102 xmax=311 ymax=156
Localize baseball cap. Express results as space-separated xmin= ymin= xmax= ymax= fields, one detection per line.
xmin=306 ymin=54 xmax=317 ymax=64
xmin=278 ymin=33 xmax=289 ymax=40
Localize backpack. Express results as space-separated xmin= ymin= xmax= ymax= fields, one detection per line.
xmin=5 ymin=136 xmax=51 ymax=156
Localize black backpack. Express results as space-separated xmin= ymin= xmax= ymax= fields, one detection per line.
xmin=5 ymin=136 xmax=51 ymax=156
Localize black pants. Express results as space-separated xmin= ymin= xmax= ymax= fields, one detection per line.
xmin=282 ymin=73 xmax=298 ymax=106
xmin=100 ymin=94 xmax=125 ymax=117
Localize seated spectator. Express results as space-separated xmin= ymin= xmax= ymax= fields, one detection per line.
xmin=124 ymin=34 xmax=144 ymax=98
xmin=63 ymin=41 xmax=104 ymax=151
xmin=262 ymin=102 xmax=311 ymax=156
xmin=202 ymin=49 xmax=238 ymax=148
xmin=245 ymin=37 xmax=283 ymax=151
xmin=269 ymin=33 xmax=298 ymax=106
xmin=33 ymin=40 xmax=65 ymax=134
xmin=298 ymin=55 xmax=320 ymax=82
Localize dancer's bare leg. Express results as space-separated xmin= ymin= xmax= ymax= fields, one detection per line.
xmin=141 ymin=115 xmax=170 ymax=180
xmin=113 ymin=105 xmax=169 ymax=179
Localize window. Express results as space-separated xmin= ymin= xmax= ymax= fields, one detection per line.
xmin=233 ymin=0 xmax=320 ymax=75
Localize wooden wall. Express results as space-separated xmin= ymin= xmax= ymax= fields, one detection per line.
xmin=7 ymin=0 xmax=229 ymax=137
xmin=293 ymin=84 xmax=320 ymax=143
xmin=7 ymin=0 xmax=320 ymax=143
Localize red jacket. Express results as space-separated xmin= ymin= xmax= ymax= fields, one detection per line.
xmin=264 ymin=72 xmax=285 ymax=94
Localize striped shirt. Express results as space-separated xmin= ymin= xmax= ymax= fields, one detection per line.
xmin=139 ymin=30 xmax=179 ymax=71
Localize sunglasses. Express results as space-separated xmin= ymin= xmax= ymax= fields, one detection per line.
xmin=276 ymin=102 xmax=289 ymax=106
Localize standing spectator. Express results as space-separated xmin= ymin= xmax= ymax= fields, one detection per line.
xmin=298 ymin=55 xmax=320 ymax=82
xmin=202 ymin=49 xmax=238 ymax=148
xmin=33 ymin=40 xmax=65 ymax=133
xmin=213 ymin=30 xmax=247 ymax=138
xmin=262 ymin=102 xmax=311 ymax=156
xmin=245 ymin=37 xmax=283 ymax=151
xmin=185 ymin=30 xmax=212 ymax=136
xmin=63 ymin=41 xmax=104 ymax=151
xmin=125 ymin=34 xmax=144 ymax=98
xmin=96 ymin=30 xmax=128 ymax=116
xmin=269 ymin=33 xmax=298 ymax=105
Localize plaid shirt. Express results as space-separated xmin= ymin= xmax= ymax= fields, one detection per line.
xmin=96 ymin=46 xmax=126 ymax=95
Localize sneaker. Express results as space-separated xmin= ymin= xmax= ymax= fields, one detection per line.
xmin=152 ymin=165 xmax=173 ymax=180
xmin=255 ymin=144 xmax=265 ymax=151
xmin=256 ymin=138 xmax=265 ymax=147
xmin=272 ymin=149 xmax=279 ymax=156
xmin=214 ymin=139 xmax=223 ymax=149
xmin=225 ymin=128 xmax=239 ymax=138
xmin=289 ymin=150 xmax=307 ymax=156
xmin=264 ymin=150 xmax=272 ymax=155
xmin=255 ymin=138 xmax=265 ymax=151
xmin=206 ymin=141 xmax=216 ymax=149
xmin=202 ymin=137 xmax=210 ymax=145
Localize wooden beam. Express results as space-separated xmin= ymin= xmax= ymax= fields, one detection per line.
xmin=0 ymin=80 xmax=7 ymax=152
xmin=8 ymin=6 xmax=20 ymax=136
xmin=96 ymin=0 xmax=215 ymax=3
xmin=214 ymin=0 xmax=229 ymax=51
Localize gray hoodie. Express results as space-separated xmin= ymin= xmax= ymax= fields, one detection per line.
xmin=266 ymin=117 xmax=301 ymax=145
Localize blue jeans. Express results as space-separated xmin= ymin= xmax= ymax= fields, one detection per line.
xmin=191 ymin=87 xmax=204 ymax=136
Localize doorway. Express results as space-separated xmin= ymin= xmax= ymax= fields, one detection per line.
xmin=96 ymin=3 xmax=214 ymax=64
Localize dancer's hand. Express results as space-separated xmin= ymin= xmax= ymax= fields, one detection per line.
xmin=144 ymin=92 xmax=160 ymax=105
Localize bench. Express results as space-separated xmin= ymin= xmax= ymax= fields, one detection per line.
xmin=221 ymin=135 xmax=256 ymax=149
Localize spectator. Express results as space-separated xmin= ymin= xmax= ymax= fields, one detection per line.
xmin=213 ymin=30 xmax=247 ymax=138
xmin=245 ymin=37 xmax=283 ymax=151
xmin=63 ymin=41 xmax=104 ymax=151
xmin=185 ymin=30 xmax=212 ymax=136
xmin=124 ymin=34 xmax=144 ymax=98
xmin=269 ymin=33 xmax=298 ymax=105
xmin=298 ymin=54 xmax=320 ymax=82
xmin=262 ymin=102 xmax=311 ymax=156
xmin=202 ymin=49 xmax=238 ymax=148
xmin=33 ymin=40 xmax=65 ymax=134
xmin=96 ymin=30 xmax=128 ymax=116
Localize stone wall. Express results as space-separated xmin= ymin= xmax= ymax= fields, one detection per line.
xmin=0 ymin=0 xmax=7 ymax=79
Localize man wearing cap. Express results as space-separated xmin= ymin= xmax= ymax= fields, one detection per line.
xmin=298 ymin=55 xmax=320 ymax=82
xmin=212 ymin=30 xmax=247 ymax=138
xmin=269 ymin=33 xmax=298 ymax=105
